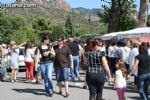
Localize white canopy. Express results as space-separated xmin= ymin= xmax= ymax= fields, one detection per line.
xmin=100 ymin=32 xmax=118 ymax=40
xmin=100 ymin=27 xmax=150 ymax=40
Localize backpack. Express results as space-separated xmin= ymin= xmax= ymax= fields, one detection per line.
xmin=80 ymin=53 xmax=89 ymax=70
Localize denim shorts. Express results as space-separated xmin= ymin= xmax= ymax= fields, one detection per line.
xmin=56 ymin=67 xmax=69 ymax=82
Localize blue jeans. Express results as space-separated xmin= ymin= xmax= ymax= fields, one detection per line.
xmin=56 ymin=67 xmax=69 ymax=82
xmin=70 ymin=56 xmax=80 ymax=80
xmin=40 ymin=62 xmax=53 ymax=94
xmin=138 ymin=73 xmax=150 ymax=100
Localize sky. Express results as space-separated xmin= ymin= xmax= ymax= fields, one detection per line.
xmin=0 ymin=0 xmax=144 ymax=11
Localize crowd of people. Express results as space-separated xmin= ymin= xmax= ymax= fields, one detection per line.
xmin=0 ymin=35 xmax=150 ymax=100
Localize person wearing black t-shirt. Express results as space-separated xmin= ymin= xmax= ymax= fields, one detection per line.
xmin=128 ymin=42 xmax=150 ymax=100
xmin=68 ymin=38 xmax=80 ymax=81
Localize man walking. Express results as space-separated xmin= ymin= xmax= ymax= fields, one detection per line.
xmin=54 ymin=36 xmax=73 ymax=97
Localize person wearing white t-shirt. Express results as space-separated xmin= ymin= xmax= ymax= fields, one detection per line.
xmin=120 ymin=41 xmax=131 ymax=73
xmin=24 ymin=41 xmax=35 ymax=83
xmin=108 ymin=40 xmax=120 ymax=76
xmin=129 ymin=43 xmax=139 ymax=92
xmin=114 ymin=60 xmax=127 ymax=100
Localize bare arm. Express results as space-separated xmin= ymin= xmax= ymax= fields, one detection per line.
xmin=50 ymin=47 xmax=56 ymax=57
xmin=102 ymin=56 xmax=111 ymax=79
xmin=69 ymin=54 xmax=73 ymax=69
xmin=12 ymin=42 xmax=26 ymax=50
xmin=78 ymin=44 xmax=84 ymax=57
xmin=0 ymin=45 xmax=4 ymax=53
xmin=129 ymin=59 xmax=139 ymax=76
xmin=35 ymin=49 xmax=40 ymax=68
xmin=114 ymin=74 xmax=119 ymax=88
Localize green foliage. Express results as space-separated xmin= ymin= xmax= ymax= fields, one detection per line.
xmin=10 ymin=29 xmax=28 ymax=44
xmin=99 ymin=26 xmax=107 ymax=35
xmin=0 ymin=11 xmax=40 ymax=44
xmin=0 ymin=12 xmax=13 ymax=43
xmin=51 ymin=25 xmax=66 ymax=41
xmin=98 ymin=0 xmax=136 ymax=32
xmin=10 ymin=15 xmax=27 ymax=30
xmin=65 ymin=15 xmax=74 ymax=38
xmin=32 ymin=16 xmax=52 ymax=36
xmin=117 ymin=14 xmax=136 ymax=31
xmin=74 ymin=28 xmax=90 ymax=36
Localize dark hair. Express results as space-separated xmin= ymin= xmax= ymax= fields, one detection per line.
xmin=111 ymin=40 xmax=117 ymax=46
xmin=41 ymin=35 xmax=49 ymax=43
xmin=86 ymin=38 xmax=93 ymax=45
xmin=147 ymin=42 xmax=150 ymax=47
xmin=57 ymin=36 xmax=64 ymax=41
xmin=25 ymin=41 xmax=32 ymax=54
xmin=139 ymin=42 xmax=148 ymax=55
xmin=92 ymin=40 xmax=99 ymax=47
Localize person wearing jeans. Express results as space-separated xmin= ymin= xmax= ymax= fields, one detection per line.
xmin=68 ymin=38 xmax=80 ymax=81
xmin=35 ymin=36 xmax=55 ymax=97
xmin=138 ymin=73 xmax=150 ymax=100
xmin=40 ymin=62 xmax=53 ymax=94
xmin=70 ymin=56 xmax=80 ymax=81
xmin=54 ymin=36 xmax=73 ymax=97
xmin=128 ymin=42 xmax=150 ymax=100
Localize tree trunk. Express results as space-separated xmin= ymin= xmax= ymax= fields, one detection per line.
xmin=137 ymin=0 xmax=149 ymax=27
xmin=108 ymin=0 xmax=120 ymax=33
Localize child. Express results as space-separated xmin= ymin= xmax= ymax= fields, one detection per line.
xmin=114 ymin=59 xmax=127 ymax=100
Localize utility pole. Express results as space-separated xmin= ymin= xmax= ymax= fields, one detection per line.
xmin=88 ymin=15 xmax=91 ymax=34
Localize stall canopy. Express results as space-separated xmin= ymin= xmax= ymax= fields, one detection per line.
xmin=126 ymin=35 xmax=150 ymax=43
xmin=100 ymin=27 xmax=150 ymax=40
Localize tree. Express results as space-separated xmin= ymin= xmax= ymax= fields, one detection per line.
xmin=65 ymin=15 xmax=74 ymax=38
xmin=0 ymin=11 xmax=13 ymax=43
xmin=10 ymin=15 xmax=27 ymax=30
xmin=98 ymin=0 xmax=136 ymax=33
xmin=137 ymin=0 xmax=149 ymax=27
xmin=32 ymin=16 xmax=52 ymax=37
xmin=74 ymin=28 xmax=90 ymax=36
xmin=51 ymin=25 xmax=65 ymax=41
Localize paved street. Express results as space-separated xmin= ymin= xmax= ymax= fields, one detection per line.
xmin=0 ymin=72 xmax=146 ymax=100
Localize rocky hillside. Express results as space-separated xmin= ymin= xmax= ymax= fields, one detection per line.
xmin=16 ymin=0 xmax=71 ymax=11
xmin=2 ymin=0 xmax=105 ymax=34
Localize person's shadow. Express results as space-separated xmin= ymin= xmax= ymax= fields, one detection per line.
xmin=12 ymin=88 xmax=46 ymax=95
xmin=12 ymin=88 xmax=64 ymax=96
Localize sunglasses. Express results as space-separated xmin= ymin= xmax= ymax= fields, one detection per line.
xmin=57 ymin=40 xmax=63 ymax=42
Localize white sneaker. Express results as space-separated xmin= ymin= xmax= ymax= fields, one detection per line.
xmin=30 ymin=79 xmax=36 ymax=83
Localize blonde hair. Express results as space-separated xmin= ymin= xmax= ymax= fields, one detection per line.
xmin=10 ymin=41 xmax=16 ymax=45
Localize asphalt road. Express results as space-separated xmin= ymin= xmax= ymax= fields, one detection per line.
xmin=0 ymin=72 xmax=148 ymax=100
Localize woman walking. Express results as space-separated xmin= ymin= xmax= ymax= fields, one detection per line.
xmin=85 ymin=40 xmax=112 ymax=100
xmin=127 ymin=42 xmax=150 ymax=100
xmin=35 ymin=36 xmax=55 ymax=97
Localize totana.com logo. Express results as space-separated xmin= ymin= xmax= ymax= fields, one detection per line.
xmin=0 ymin=3 xmax=37 ymax=8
